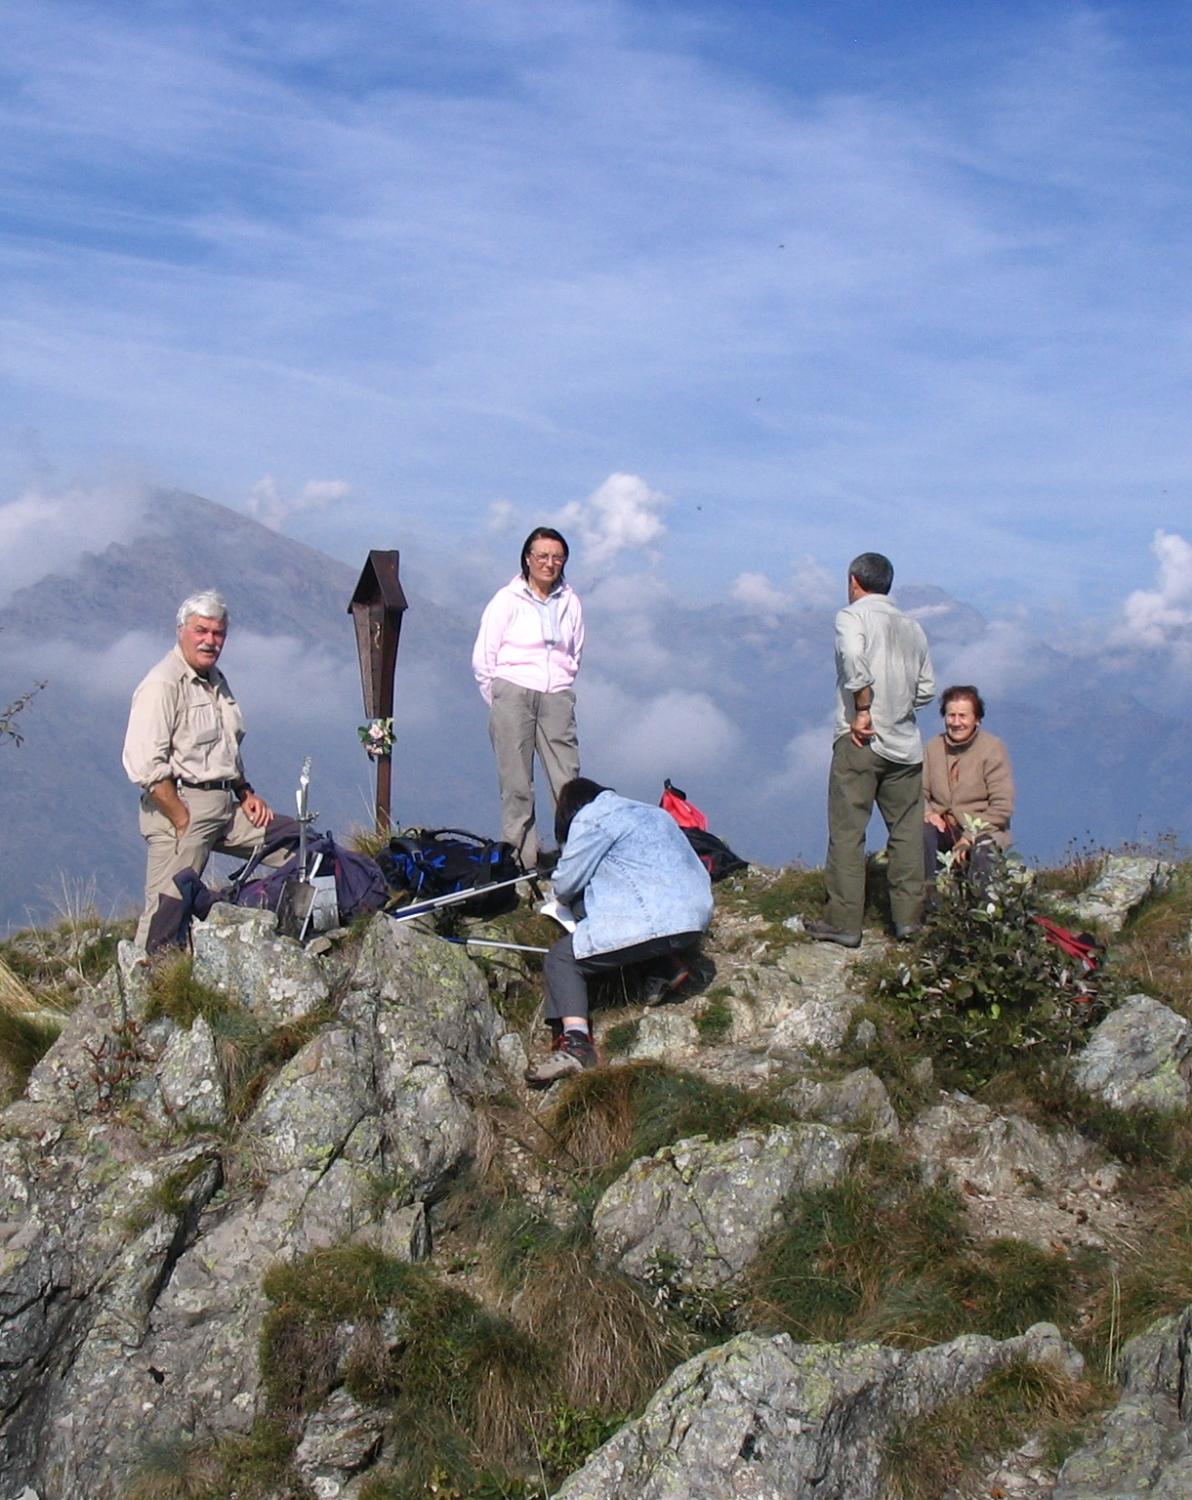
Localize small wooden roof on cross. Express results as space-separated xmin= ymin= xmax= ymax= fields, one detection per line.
xmin=348 ymin=550 xmax=408 ymax=615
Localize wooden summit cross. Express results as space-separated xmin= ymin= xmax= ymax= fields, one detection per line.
xmin=348 ymin=550 xmax=408 ymax=833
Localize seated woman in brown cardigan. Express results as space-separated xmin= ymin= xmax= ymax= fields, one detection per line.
xmin=923 ymin=685 xmax=1014 ymax=891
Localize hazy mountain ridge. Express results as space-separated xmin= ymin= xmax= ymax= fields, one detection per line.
xmin=0 ymin=491 xmax=1188 ymax=934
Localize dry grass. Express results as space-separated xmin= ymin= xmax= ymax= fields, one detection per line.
xmin=545 ymin=1060 xmax=793 ymax=1179
xmin=514 ymin=1247 xmax=689 ymax=1412
xmin=884 ymin=1359 xmax=1102 ymax=1500
xmin=1085 ymin=1188 xmax=1192 ymax=1374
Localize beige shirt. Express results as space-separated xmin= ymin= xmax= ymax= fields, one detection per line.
xmin=122 ymin=646 xmax=246 ymax=790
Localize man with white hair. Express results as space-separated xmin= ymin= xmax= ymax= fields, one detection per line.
xmin=123 ymin=590 xmax=274 ymax=948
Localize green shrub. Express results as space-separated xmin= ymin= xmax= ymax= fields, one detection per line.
xmin=873 ymin=851 xmax=1110 ymax=1090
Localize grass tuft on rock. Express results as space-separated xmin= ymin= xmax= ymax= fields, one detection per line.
xmin=145 ymin=954 xmax=237 ymax=1028
xmin=0 ymin=1003 xmax=62 ymax=1095
xmin=464 ymin=1187 xmax=691 ymax=1414
xmin=1086 ymin=1187 xmax=1192 ymax=1371
xmin=883 ymin=1358 xmax=1101 ymax=1500
xmin=261 ymin=1245 xmax=553 ymax=1474
xmin=125 ymin=1420 xmax=309 ymax=1500
xmin=743 ymin=1150 xmax=1080 ymax=1348
xmin=546 ymin=1060 xmax=795 ymax=1176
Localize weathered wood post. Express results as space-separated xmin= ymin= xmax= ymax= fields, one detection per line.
xmin=348 ymin=550 xmax=408 ymax=833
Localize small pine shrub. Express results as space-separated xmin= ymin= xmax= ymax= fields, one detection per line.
xmin=601 ymin=1019 xmax=640 ymax=1057
xmin=874 ymin=850 xmax=1110 ymax=1090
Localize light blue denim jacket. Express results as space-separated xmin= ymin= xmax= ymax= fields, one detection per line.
xmin=552 ymin=791 xmax=714 ymax=959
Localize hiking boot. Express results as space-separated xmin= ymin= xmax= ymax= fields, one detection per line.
xmin=804 ymin=919 xmax=862 ymax=950
xmin=524 ymin=1030 xmax=598 ymax=1087
xmin=642 ymin=964 xmax=692 ymax=1007
xmin=894 ymin=922 xmax=924 ymax=941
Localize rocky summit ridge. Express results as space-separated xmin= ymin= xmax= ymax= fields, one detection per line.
xmin=2 ymin=853 xmax=1192 ymax=1500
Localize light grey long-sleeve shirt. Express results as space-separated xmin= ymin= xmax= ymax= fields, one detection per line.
xmin=832 ymin=593 xmax=935 ymax=764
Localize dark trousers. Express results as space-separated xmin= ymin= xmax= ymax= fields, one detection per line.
xmin=544 ymin=931 xmax=702 ymax=1021
xmin=824 ymin=736 xmax=924 ymax=933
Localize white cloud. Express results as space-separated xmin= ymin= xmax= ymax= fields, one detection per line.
xmin=764 ymin=720 xmax=834 ymax=801
xmin=580 ymin=675 xmax=743 ymax=787
xmin=0 ymin=480 xmax=150 ymax=604
xmin=557 ymin=473 xmax=668 ymax=568
xmin=732 ymin=571 xmax=790 ymax=614
xmin=1113 ymin=530 xmax=1192 ymax=652
xmin=246 ymin=475 xmax=349 ymax=531
xmin=486 ymin=499 xmax=517 ymax=533
xmin=931 ymin=619 xmax=1054 ymax=703
xmin=791 ymin=555 xmax=839 ymax=609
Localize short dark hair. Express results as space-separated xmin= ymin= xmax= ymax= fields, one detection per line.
xmin=940 ymin=685 xmax=986 ymax=720
xmin=848 ymin=552 xmax=894 ymax=595
xmin=554 ymin=776 xmax=611 ymax=846
xmin=521 ymin=527 xmax=569 ymax=583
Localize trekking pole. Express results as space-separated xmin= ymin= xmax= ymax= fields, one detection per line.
xmin=444 ymin=937 xmax=550 ymax=955
xmin=385 ymin=870 xmax=539 ymax=924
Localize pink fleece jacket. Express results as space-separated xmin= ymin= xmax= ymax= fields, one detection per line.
xmin=471 ymin=575 xmax=585 ymax=705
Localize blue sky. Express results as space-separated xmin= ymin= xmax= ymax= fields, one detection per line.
xmin=3 ymin=0 xmax=1192 ymax=624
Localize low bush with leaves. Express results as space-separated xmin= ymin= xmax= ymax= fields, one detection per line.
xmin=873 ymin=848 xmax=1110 ymax=1090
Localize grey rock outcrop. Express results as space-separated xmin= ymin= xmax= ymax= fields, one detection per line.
xmin=554 ymin=1323 xmax=1083 ymax=1500
xmin=1054 ymin=1303 xmax=1192 ymax=1498
xmin=1064 ymin=854 xmax=1174 ymax=935
xmin=0 ymin=914 xmax=510 ymax=1500
xmin=293 ymin=1388 xmax=388 ymax=1496
xmin=593 ymin=1124 xmax=858 ymax=1290
xmin=151 ymin=1014 xmax=227 ymax=1127
xmin=192 ymin=904 xmax=331 ymax=1025
xmin=1072 ymin=993 xmax=1192 ymax=1113
xmin=780 ymin=1067 xmax=900 ymax=1139
xmin=910 ymin=1093 xmax=1128 ymax=1250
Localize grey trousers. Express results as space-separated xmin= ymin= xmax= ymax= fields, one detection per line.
xmin=823 ymin=735 xmax=924 ymax=933
xmin=488 ymin=679 xmax=579 ymax=867
xmin=544 ymin=931 xmax=702 ymax=1021
xmin=136 ymin=786 xmax=268 ymax=947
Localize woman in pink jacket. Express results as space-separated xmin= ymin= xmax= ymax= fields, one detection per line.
xmin=472 ymin=528 xmax=585 ymax=868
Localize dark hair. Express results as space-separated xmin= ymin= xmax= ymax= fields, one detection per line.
xmin=554 ymin=776 xmax=611 ymax=846
xmin=940 ymin=684 xmax=986 ymax=720
xmin=848 ymin=552 xmax=894 ymax=595
xmin=520 ymin=527 xmax=570 ymax=584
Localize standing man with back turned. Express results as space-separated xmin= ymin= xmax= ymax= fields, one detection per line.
xmin=806 ymin=552 xmax=935 ymax=948
xmin=123 ymin=590 xmax=274 ymax=950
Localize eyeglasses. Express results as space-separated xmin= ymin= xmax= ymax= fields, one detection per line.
xmin=529 ymin=552 xmax=566 ymax=565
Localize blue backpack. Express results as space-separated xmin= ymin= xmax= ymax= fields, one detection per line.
xmin=377 ymin=828 xmax=523 ymax=916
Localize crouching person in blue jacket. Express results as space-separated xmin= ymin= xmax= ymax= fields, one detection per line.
xmin=525 ymin=777 xmax=714 ymax=1087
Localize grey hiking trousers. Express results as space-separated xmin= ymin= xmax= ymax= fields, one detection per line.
xmin=488 ymin=678 xmax=579 ymax=868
